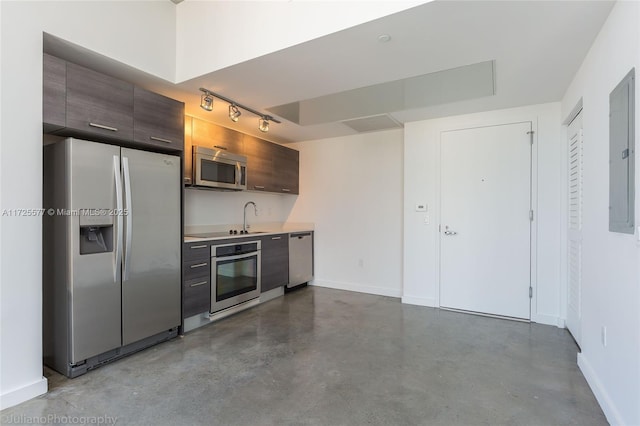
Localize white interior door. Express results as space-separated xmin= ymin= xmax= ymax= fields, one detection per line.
xmin=440 ymin=122 xmax=532 ymax=319
xmin=566 ymin=110 xmax=583 ymax=346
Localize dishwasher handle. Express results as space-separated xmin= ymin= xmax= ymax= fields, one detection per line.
xmin=290 ymin=232 xmax=312 ymax=239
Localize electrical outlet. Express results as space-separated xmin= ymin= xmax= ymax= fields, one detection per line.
xmin=424 ymin=215 xmax=430 ymax=225
xmin=358 ymin=258 xmax=364 ymax=268
xmin=601 ymin=326 xmax=607 ymax=347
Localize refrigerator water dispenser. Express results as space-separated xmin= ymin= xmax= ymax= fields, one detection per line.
xmin=79 ymin=214 xmax=113 ymax=254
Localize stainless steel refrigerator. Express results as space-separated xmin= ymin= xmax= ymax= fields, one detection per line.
xmin=43 ymin=137 xmax=181 ymax=377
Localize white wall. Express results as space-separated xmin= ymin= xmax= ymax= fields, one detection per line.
xmin=0 ymin=0 xmax=176 ymax=410
xmin=184 ymin=189 xmax=293 ymax=228
xmin=403 ymin=103 xmax=565 ymax=326
xmin=175 ymin=0 xmax=425 ymax=81
xmin=287 ymin=129 xmax=404 ymax=298
xmin=560 ymin=2 xmax=640 ymax=424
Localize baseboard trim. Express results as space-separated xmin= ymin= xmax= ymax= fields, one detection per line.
xmin=531 ymin=312 xmax=563 ymax=328
xmin=310 ymin=280 xmax=401 ymax=298
xmin=0 ymin=377 xmax=48 ymax=410
xmin=577 ymin=353 xmax=624 ymax=425
xmin=401 ymin=295 xmax=437 ymax=307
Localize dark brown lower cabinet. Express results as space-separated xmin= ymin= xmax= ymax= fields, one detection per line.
xmin=183 ymin=242 xmax=211 ymax=318
xmin=183 ymin=276 xmax=210 ymax=318
xmin=261 ymin=234 xmax=289 ymax=292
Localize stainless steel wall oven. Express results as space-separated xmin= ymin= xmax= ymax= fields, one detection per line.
xmin=211 ymin=240 xmax=261 ymax=313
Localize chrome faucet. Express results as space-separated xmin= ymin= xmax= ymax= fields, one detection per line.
xmin=243 ymin=201 xmax=257 ymax=234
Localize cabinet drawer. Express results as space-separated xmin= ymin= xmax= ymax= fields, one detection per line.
xmin=183 ymin=242 xmax=210 ymax=261
xmin=183 ymin=276 xmax=210 ymax=318
xmin=184 ymin=259 xmax=210 ymax=280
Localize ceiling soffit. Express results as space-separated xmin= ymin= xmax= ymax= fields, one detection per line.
xmin=268 ymin=60 xmax=495 ymax=127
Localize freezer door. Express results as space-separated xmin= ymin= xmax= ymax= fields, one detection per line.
xmin=68 ymin=139 xmax=123 ymax=363
xmin=121 ymin=148 xmax=181 ymax=345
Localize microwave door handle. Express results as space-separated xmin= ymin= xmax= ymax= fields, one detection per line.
xmin=236 ymin=162 xmax=241 ymax=186
xmin=113 ymin=155 xmax=123 ymax=283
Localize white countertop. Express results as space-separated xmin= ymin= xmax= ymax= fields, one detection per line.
xmin=184 ymin=222 xmax=314 ymax=243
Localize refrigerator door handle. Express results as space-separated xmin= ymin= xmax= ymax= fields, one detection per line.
xmin=122 ymin=156 xmax=133 ymax=282
xmin=113 ymin=155 xmax=124 ymax=282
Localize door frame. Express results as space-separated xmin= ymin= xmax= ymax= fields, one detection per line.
xmin=433 ymin=118 xmax=539 ymax=321
xmin=562 ymin=99 xmax=584 ymax=341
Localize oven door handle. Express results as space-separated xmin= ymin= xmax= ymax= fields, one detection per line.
xmin=214 ymin=252 xmax=258 ymax=262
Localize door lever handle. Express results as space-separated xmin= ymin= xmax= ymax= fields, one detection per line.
xmin=444 ymin=230 xmax=458 ymax=236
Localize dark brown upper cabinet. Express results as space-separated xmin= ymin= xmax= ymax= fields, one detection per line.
xmin=133 ymin=87 xmax=184 ymax=151
xmin=243 ymin=136 xmax=299 ymax=195
xmin=184 ymin=117 xmax=299 ymax=194
xmin=65 ymin=62 xmax=134 ymax=141
xmin=272 ymin=143 xmax=300 ymax=194
xmin=43 ymin=54 xmax=66 ymax=133
xmin=243 ymin=135 xmax=275 ymax=192
xmin=43 ymin=55 xmax=183 ymax=152
xmin=191 ymin=117 xmax=244 ymax=154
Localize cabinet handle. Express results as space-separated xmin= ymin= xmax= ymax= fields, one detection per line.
xmin=89 ymin=122 xmax=118 ymax=132
xmin=271 ymin=236 xmax=282 ymax=240
xmin=282 ymin=188 xmax=291 ymax=192
xmin=190 ymin=263 xmax=208 ymax=269
xmin=254 ymin=185 xmax=265 ymax=190
xmin=190 ymin=281 xmax=208 ymax=287
xmin=150 ymin=136 xmax=173 ymax=144
xmin=214 ymin=145 xmax=227 ymax=150
xmin=190 ymin=245 xmax=207 ymax=249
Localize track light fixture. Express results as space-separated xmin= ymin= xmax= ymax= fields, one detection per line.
xmin=198 ymin=87 xmax=280 ymax=133
xmin=200 ymin=91 xmax=214 ymax=111
xmin=258 ymin=117 xmax=269 ymax=133
xmin=228 ymin=104 xmax=241 ymax=122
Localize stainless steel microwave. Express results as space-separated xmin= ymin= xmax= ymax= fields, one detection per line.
xmin=189 ymin=146 xmax=247 ymax=190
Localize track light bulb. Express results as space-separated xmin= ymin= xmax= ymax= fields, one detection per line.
xmin=258 ymin=117 xmax=269 ymax=133
xmin=200 ymin=93 xmax=214 ymax=111
xmin=229 ymin=104 xmax=241 ymax=122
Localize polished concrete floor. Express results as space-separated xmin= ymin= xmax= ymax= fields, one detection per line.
xmin=2 ymin=287 xmax=607 ymax=425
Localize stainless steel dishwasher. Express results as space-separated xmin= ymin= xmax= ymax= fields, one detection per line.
xmin=288 ymin=232 xmax=314 ymax=289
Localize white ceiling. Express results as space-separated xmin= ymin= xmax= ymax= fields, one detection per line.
xmin=46 ymin=1 xmax=615 ymax=144
xmin=179 ymin=0 xmax=615 ymax=142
